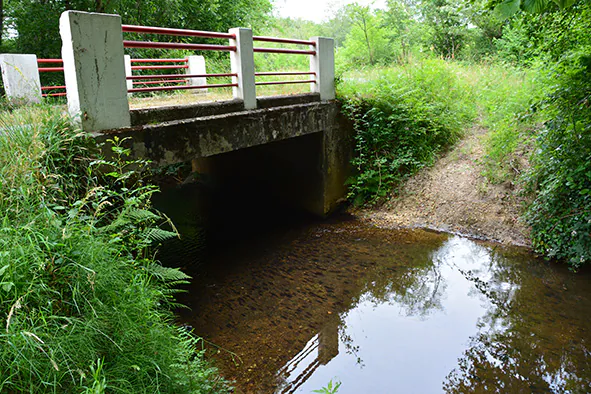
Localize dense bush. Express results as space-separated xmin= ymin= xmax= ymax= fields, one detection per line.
xmin=338 ymin=59 xmax=477 ymax=204
xmin=0 ymin=107 xmax=230 ymax=392
xmin=525 ymin=52 xmax=591 ymax=269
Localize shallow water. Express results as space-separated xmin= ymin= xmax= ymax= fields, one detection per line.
xmin=175 ymin=216 xmax=591 ymax=393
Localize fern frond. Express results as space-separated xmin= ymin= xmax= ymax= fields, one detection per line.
xmin=145 ymin=228 xmax=179 ymax=243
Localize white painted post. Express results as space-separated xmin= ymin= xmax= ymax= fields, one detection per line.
xmin=229 ymin=28 xmax=256 ymax=110
xmin=60 ymin=11 xmax=130 ymax=131
xmin=0 ymin=54 xmax=42 ymax=105
xmin=310 ymin=37 xmax=335 ymax=101
xmin=187 ymin=55 xmax=207 ymax=95
xmin=124 ymin=55 xmax=133 ymax=92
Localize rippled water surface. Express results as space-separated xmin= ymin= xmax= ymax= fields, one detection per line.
xmin=175 ymin=216 xmax=591 ymax=393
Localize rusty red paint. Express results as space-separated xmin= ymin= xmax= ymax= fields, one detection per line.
xmin=38 ymin=67 xmax=64 ymax=72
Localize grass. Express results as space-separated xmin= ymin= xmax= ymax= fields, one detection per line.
xmin=337 ymin=58 xmax=479 ymax=205
xmin=0 ymin=105 xmax=231 ymax=393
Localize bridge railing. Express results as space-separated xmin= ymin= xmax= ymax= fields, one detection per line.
xmin=37 ymin=58 xmax=66 ymax=97
xmin=0 ymin=11 xmax=334 ymax=131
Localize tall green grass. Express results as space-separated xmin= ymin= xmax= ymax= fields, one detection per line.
xmin=0 ymin=107 xmax=230 ymax=393
xmin=476 ymin=64 xmax=546 ymax=183
xmin=338 ymin=59 xmax=478 ymax=204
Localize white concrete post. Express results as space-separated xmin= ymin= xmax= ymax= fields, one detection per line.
xmin=310 ymin=37 xmax=335 ymax=101
xmin=124 ymin=55 xmax=133 ymax=92
xmin=187 ymin=55 xmax=207 ymax=94
xmin=60 ymin=11 xmax=130 ymax=131
xmin=0 ymin=54 xmax=42 ymax=105
xmin=229 ymin=28 xmax=256 ymax=110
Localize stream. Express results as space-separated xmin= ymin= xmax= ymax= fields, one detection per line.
xmin=155 ymin=187 xmax=591 ymax=393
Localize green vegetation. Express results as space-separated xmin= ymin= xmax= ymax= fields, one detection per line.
xmin=282 ymin=0 xmax=587 ymax=269
xmin=0 ymin=107 xmax=230 ymax=392
xmin=338 ymin=60 xmax=477 ymax=205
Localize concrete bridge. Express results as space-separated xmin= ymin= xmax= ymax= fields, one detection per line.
xmin=0 ymin=11 xmax=352 ymax=215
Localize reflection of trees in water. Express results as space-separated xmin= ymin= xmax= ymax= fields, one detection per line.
xmin=351 ymin=239 xmax=449 ymax=318
xmin=444 ymin=247 xmax=591 ymax=393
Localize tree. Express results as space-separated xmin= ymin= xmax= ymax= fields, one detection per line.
xmin=3 ymin=0 xmax=272 ymax=57
xmin=338 ymin=4 xmax=391 ymax=67
xmin=421 ymin=0 xmax=469 ymax=59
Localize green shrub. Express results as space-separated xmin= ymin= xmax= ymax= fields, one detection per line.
xmin=524 ymin=51 xmax=591 ymax=269
xmin=338 ymin=59 xmax=478 ymax=204
xmin=0 ymin=107 xmax=230 ymax=393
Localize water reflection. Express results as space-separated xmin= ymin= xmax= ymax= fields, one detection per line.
xmin=178 ymin=223 xmax=591 ymax=393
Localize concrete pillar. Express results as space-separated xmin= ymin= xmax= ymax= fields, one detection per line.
xmin=229 ymin=28 xmax=256 ymax=110
xmin=187 ymin=55 xmax=207 ymax=94
xmin=0 ymin=54 xmax=42 ymax=105
xmin=124 ymin=55 xmax=133 ymax=92
xmin=310 ymin=37 xmax=335 ymax=101
xmin=60 ymin=11 xmax=131 ymax=131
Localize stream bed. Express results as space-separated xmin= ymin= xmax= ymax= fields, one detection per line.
xmin=174 ymin=214 xmax=591 ymax=393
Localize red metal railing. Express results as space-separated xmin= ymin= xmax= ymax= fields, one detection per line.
xmin=122 ymin=25 xmax=239 ymax=93
xmin=123 ymin=41 xmax=236 ymax=52
xmin=256 ymin=79 xmax=316 ymax=86
xmin=128 ymin=73 xmax=236 ymax=80
xmin=121 ymin=24 xmax=319 ymax=95
xmin=128 ymin=83 xmax=237 ymax=93
xmin=122 ymin=24 xmax=235 ymax=40
xmin=131 ymin=58 xmax=188 ymax=63
xmin=253 ymin=36 xmax=316 ymax=46
xmin=133 ymin=79 xmax=188 ymax=85
xmin=38 ymin=59 xmax=66 ymax=97
xmin=131 ymin=65 xmax=189 ymax=70
xmin=251 ymin=36 xmax=317 ymax=88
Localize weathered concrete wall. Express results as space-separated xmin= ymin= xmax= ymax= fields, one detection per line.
xmin=0 ymin=54 xmax=41 ymax=105
xmin=98 ymin=99 xmax=352 ymax=216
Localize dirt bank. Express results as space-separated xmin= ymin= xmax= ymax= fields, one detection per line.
xmin=360 ymin=125 xmax=531 ymax=247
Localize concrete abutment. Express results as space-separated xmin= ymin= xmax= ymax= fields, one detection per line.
xmin=97 ymin=96 xmax=353 ymax=216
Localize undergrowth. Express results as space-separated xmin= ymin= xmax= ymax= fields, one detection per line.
xmin=338 ymin=59 xmax=478 ymax=205
xmin=0 ymin=106 xmax=230 ymax=392
xmin=477 ymin=64 xmax=546 ymax=183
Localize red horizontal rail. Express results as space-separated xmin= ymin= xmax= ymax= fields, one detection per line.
xmin=131 ymin=58 xmax=188 ymax=63
xmin=256 ymin=71 xmax=316 ymax=76
xmin=42 ymin=92 xmax=67 ymax=97
xmin=253 ymin=47 xmax=316 ymax=55
xmin=253 ymin=36 xmax=316 ymax=46
xmin=122 ymin=24 xmax=235 ymax=40
xmin=127 ymin=73 xmax=236 ymax=80
xmin=41 ymin=85 xmax=66 ymax=90
xmin=133 ymin=79 xmax=187 ymax=85
xmin=124 ymin=40 xmax=236 ymax=52
xmin=39 ymin=67 xmax=64 ymax=72
xmin=37 ymin=59 xmax=63 ymax=64
xmin=128 ymin=83 xmax=237 ymax=93
xmin=131 ymin=65 xmax=189 ymax=70
xmin=255 ymin=79 xmax=316 ymax=86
